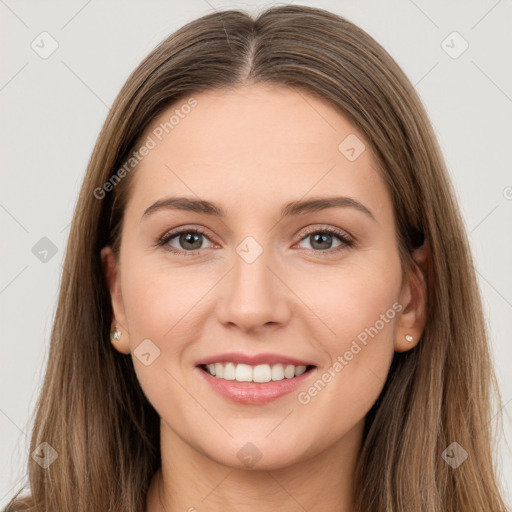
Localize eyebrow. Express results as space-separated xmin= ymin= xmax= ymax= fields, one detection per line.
xmin=142 ymin=195 xmax=376 ymax=222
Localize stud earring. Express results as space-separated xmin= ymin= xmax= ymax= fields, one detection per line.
xmin=405 ymin=334 xmax=414 ymax=343
xmin=110 ymin=326 xmax=121 ymax=343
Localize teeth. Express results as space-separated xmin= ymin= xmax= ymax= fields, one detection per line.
xmin=284 ymin=364 xmax=295 ymax=379
xmin=236 ymin=363 xmax=253 ymax=382
xmin=271 ymin=364 xmax=284 ymax=381
xmin=223 ymin=362 xmax=235 ymax=380
xmin=253 ymin=364 xmax=271 ymax=383
xmin=203 ymin=362 xmax=309 ymax=382
xmin=294 ymin=365 xmax=307 ymax=377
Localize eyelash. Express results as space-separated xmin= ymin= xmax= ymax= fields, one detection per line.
xmin=155 ymin=225 xmax=355 ymax=257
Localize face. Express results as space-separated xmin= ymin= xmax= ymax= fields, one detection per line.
xmin=102 ymin=84 xmax=425 ymax=470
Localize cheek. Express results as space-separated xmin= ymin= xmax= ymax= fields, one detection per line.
xmin=294 ymin=254 xmax=402 ymax=411
xmin=302 ymin=253 xmax=402 ymax=352
xmin=119 ymin=257 xmax=215 ymax=401
xmin=324 ymin=273 xmax=400 ymax=362
xmin=120 ymin=255 xmax=204 ymax=340
xmin=119 ymin=262 xmax=202 ymax=418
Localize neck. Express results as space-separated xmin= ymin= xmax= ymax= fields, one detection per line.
xmin=146 ymin=419 xmax=363 ymax=512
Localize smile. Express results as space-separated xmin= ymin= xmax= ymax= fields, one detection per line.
xmin=200 ymin=362 xmax=315 ymax=382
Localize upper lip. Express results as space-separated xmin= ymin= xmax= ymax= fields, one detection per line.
xmin=196 ymin=352 xmax=315 ymax=367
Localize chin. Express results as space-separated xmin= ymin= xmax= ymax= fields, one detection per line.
xmin=200 ymin=434 xmax=315 ymax=471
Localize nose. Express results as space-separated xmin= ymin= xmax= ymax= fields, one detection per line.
xmin=215 ymin=243 xmax=292 ymax=333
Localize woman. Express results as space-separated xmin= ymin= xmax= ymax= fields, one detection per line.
xmin=5 ymin=5 xmax=509 ymax=512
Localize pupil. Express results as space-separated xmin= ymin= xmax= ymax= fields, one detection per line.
xmin=312 ymin=233 xmax=331 ymax=250
xmin=182 ymin=233 xmax=201 ymax=249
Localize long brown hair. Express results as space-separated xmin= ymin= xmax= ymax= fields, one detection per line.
xmin=6 ymin=5 xmax=508 ymax=511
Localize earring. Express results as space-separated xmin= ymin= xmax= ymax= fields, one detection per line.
xmin=110 ymin=326 xmax=121 ymax=343
xmin=405 ymin=334 xmax=414 ymax=343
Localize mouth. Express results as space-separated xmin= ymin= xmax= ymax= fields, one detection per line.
xmin=198 ymin=362 xmax=316 ymax=383
xmin=195 ymin=361 xmax=318 ymax=404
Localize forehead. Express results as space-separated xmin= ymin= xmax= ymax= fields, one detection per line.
xmin=126 ymin=84 xmax=390 ymax=219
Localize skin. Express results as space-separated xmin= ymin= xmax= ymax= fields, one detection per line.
xmin=101 ymin=84 xmax=428 ymax=512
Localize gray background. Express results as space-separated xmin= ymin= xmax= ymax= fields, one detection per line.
xmin=1 ymin=0 xmax=511 ymax=507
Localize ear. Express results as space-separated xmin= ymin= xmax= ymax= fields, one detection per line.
xmin=101 ymin=246 xmax=130 ymax=354
xmin=394 ymin=240 xmax=429 ymax=352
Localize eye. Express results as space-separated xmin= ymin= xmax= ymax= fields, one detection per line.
xmin=156 ymin=227 xmax=215 ymax=256
xmin=295 ymin=226 xmax=354 ymax=254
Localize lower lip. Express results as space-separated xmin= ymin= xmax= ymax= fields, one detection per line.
xmin=195 ymin=366 xmax=317 ymax=404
